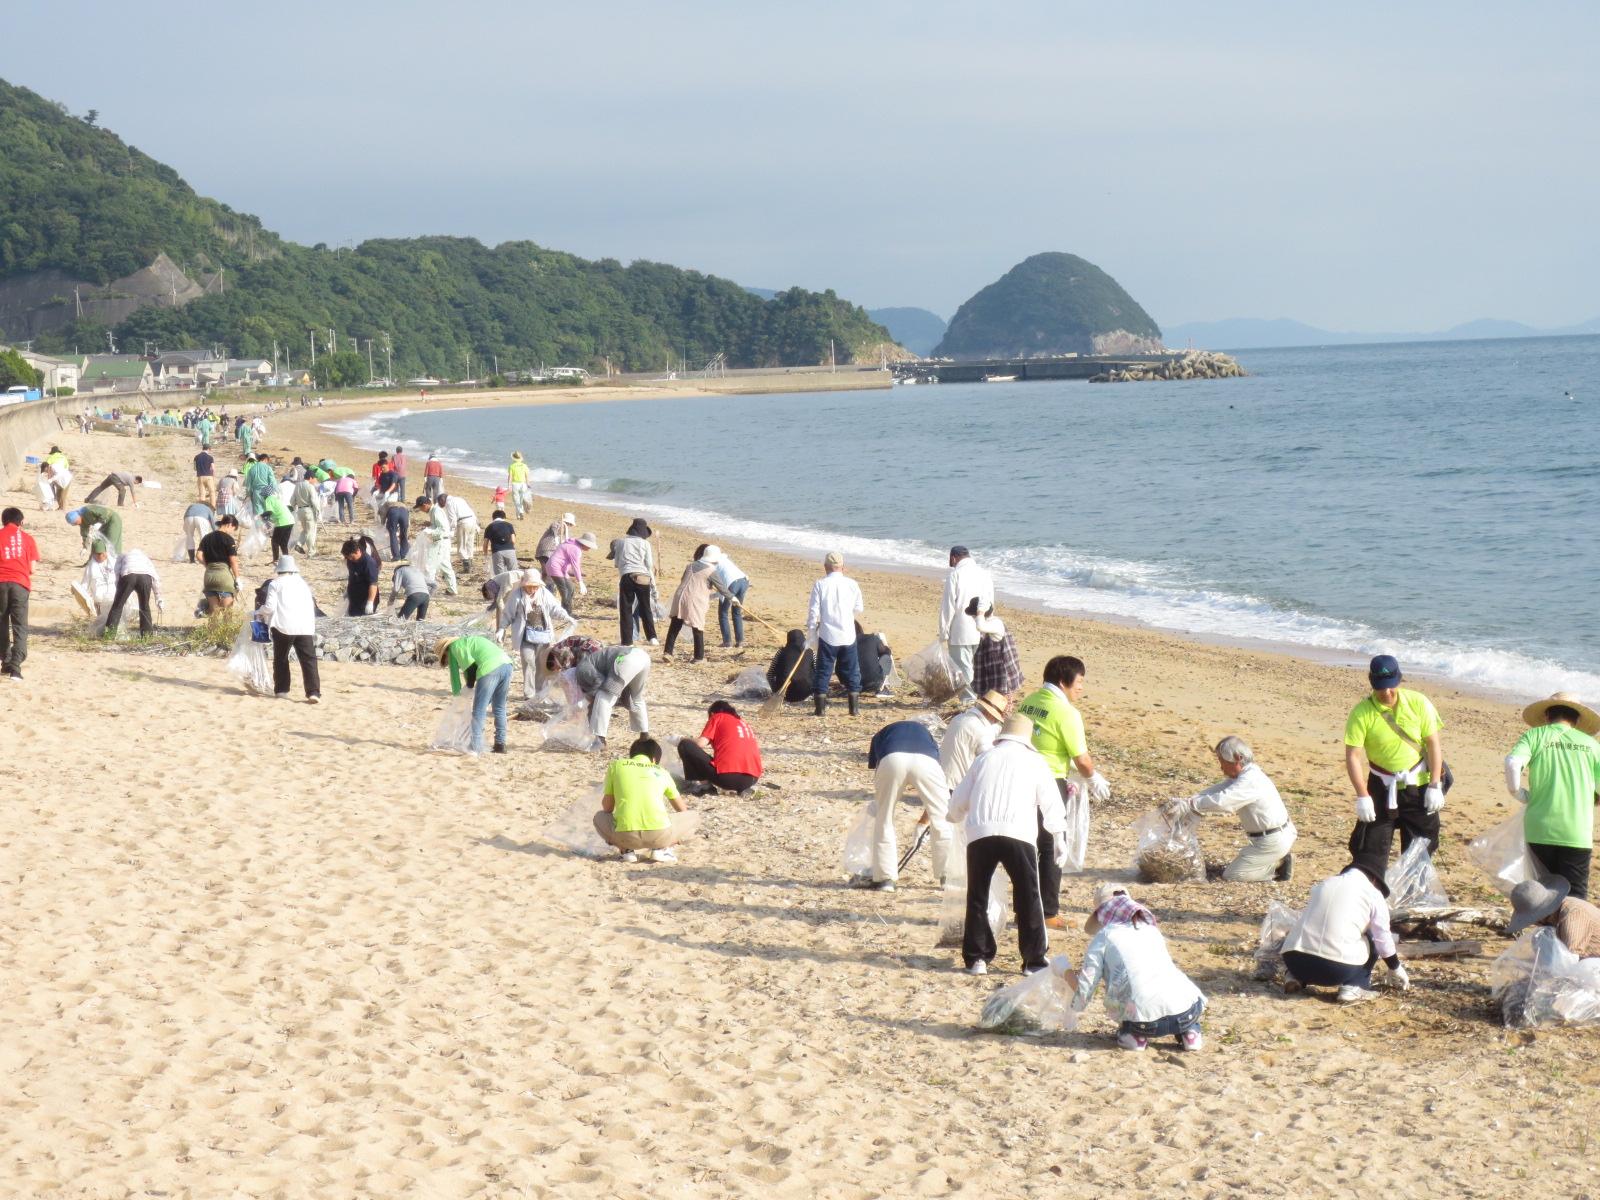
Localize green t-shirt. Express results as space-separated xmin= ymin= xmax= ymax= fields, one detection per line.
xmin=261 ymin=494 xmax=292 ymax=528
xmin=1344 ymin=688 xmax=1443 ymax=780
xmin=1017 ymin=685 xmax=1087 ymax=779
xmin=604 ymin=754 xmax=679 ymax=833
xmin=1513 ymin=724 xmax=1600 ymax=849
xmin=445 ymin=635 xmax=512 ymax=695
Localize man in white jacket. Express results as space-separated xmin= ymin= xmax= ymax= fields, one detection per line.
xmin=948 ymin=713 xmax=1062 ymax=976
xmin=440 ymin=493 xmax=480 ymax=574
xmin=256 ymin=555 xmax=321 ymax=702
xmin=939 ymin=546 xmax=994 ymax=706
xmin=1163 ymin=736 xmax=1296 ymax=882
xmin=498 ymin=570 xmax=577 ymax=701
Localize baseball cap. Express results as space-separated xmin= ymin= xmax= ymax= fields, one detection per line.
xmin=1368 ymin=654 xmax=1402 ymax=688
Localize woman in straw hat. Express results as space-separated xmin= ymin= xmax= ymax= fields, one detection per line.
xmin=1505 ymin=692 xmax=1600 ymax=900
xmin=1506 ymin=876 xmax=1600 ymax=959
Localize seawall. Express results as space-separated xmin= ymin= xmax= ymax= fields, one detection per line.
xmin=0 ymin=398 xmax=80 ymax=491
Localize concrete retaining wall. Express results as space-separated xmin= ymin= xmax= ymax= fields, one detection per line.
xmin=0 ymin=399 xmax=77 ymax=492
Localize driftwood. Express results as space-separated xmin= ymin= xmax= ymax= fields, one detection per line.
xmin=1395 ymin=939 xmax=1483 ymax=959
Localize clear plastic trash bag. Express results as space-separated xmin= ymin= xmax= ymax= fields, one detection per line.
xmin=224 ymin=620 xmax=273 ymax=695
xmin=1057 ymin=783 xmax=1089 ymax=874
xmin=937 ymin=823 xmax=1009 ymax=946
xmin=1253 ymin=900 xmax=1302 ymax=981
xmin=903 ymin=640 xmax=960 ymax=705
xmin=1468 ymin=812 xmax=1550 ymax=896
xmin=840 ymin=802 xmax=875 ymax=879
xmin=978 ymin=955 xmax=1079 ymax=1034
xmin=541 ymin=787 xmax=611 ymax=857
xmin=1133 ymin=808 xmax=1204 ymax=883
xmin=429 ymin=691 xmax=478 ymax=755
xmin=541 ymin=698 xmax=593 ymax=752
xmin=170 ymin=535 xmax=188 ymax=563
xmin=732 ymin=666 xmax=773 ymax=700
xmin=1491 ymin=927 xmax=1600 ymax=1029
xmin=1385 ymin=839 xmax=1449 ymax=916
xmin=238 ymin=518 xmax=269 ymax=562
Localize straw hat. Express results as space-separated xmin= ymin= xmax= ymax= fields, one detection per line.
xmin=577 ymin=533 xmax=598 ymax=550
xmin=975 ymin=690 xmax=1008 ymax=723
xmin=823 ymin=551 xmax=844 ymax=569
xmin=1508 ymin=876 xmax=1571 ymax=935
xmin=511 ymin=451 xmax=524 ymax=461
xmin=433 ymin=636 xmax=456 ymax=665
xmin=999 ymin=713 xmax=1034 ymax=740
xmin=562 ymin=512 xmax=576 ymax=525
xmin=1521 ymin=692 xmax=1600 ymax=736
xmin=520 ymin=569 xmax=544 ymax=588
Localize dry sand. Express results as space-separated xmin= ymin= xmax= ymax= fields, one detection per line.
xmin=1 ymin=390 xmax=1595 ymax=1198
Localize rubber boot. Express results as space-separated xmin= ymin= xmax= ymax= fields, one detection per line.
xmin=187 ymin=550 xmax=196 ymax=564
xmin=847 ymin=692 xmax=860 ymax=716
xmin=813 ymin=694 xmax=826 ymax=717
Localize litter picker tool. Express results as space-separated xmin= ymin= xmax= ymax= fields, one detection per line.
xmin=760 ymin=647 xmax=808 ymax=719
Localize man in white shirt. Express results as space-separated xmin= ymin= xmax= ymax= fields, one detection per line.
xmin=939 ymin=546 xmax=994 ymax=705
xmin=102 ymin=547 xmax=163 ymax=638
xmin=948 ymin=713 xmax=1063 ymax=975
xmin=806 ymin=551 xmax=865 ymax=718
xmin=940 ymin=689 xmax=1008 ymax=790
xmin=439 ymin=493 xmax=480 ymax=573
xmin=256 ymin=555 xmax=322 ymax=702
xmin=1164 ymin=736 xmax=1296 ymax=882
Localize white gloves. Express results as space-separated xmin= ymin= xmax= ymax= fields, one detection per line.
xmin=1423 ymin=785 xmax=1445 ymax=815
xmin=1355 ymin=795 xmax=1377 ymax=823
xmin=1085 ymin=772 xmax=1111 ymax=803
xmin=1387 ymin=963 xmax=1411 ymax=991
xmin=1160 ymin=796 xmax=1193 ymax=822
xmin=1505 ymin=757 xmax=1529 ymax=802
xmin=578 ymin=581 xmax=588 ymax=596
xmin=1053 ymin=832 xmax=1070 ymax=869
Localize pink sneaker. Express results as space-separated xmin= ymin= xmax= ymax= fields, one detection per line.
xmin=1116 ymin=1032 xmax=1147 ymax=1052
xmin=1180 ymin=1028 xmax=1204 ymax=1052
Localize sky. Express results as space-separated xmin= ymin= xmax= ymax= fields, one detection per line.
xmin=5 ymin=0 xmax=1598 ymax=331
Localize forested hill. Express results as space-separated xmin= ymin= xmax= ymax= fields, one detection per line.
xmin=0 ymin=78 xmax=891 ymax=374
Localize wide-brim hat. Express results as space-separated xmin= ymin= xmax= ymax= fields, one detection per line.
xmin=511 ymin=451 xmax=523 ymax=460
xmin=998 ymin=712 xmax=1034 ymax=740
xmin=1345 ymin=858 xmax=1390 ymax=898
xmin=1522 ymin=692 xmax=1600 ymax=736
xmin=433 ymin=636 xmax=456 ymax=665
xmin=577 ymin=533 xmax=598 ymax=549
xmin=274 ymin=555 xmax=299 ymax=574
xmin=562 ymin=512 xmax=577 ymax=524
xmin=1508 ymin=876 xmax=1571 ymax=935
xmin=700 ymin=545 xmax=722 ymax=564
xmin=975 ymin=690 xmax=1008 ymax=722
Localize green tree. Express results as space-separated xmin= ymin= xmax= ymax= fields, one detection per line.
xmin=0 ymin=348 xmax=42 ymax=390
xmin=313 ymin=349 xmax=367 ymax=388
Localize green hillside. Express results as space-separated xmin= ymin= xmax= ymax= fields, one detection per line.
xmin=934 ymin=252 xmax=1162 ymax=358
xmin=0 ymin=78 xmax=889 ymax=374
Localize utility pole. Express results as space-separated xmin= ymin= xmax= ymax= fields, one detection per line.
xmin=830 ymin=339 xmax=836 ymax=373
xmin=310 ymin=331 xmax=316 ymax=366
xmin=329 ymin=327 xmax=336 ymax=355
xmin=272 ymin=339 xmax=279 ymax=376
xmin=493 ymin=353 xmax=499 ymax=378
xmin=384 ymin=334 xmax=392 ymax=382
xmin=365 ymin=338 xmax=374 ymax=381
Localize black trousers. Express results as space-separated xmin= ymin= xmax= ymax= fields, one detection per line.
xmin=664 ymin=617 xmax=705 ymax=661
xmin=1037 ymin=787 xmax=1069 ymax=918
xmin=0 ymin=581 xmax=29 ymax=671
xmin=963 ymin=835 xmax=1049 ymax=971
xmin=618 ymin=577 xmax=656 ymax=644
xmin=270 ymin=523 xmax=292 ymax=559
xmin=1529 ymin=843 xmax=1591 ymax=901
xmin=678 ymin=738 xmax=757 ymax=792
xmin=104 ymin=573 xmax=154 ymax=635
xmin=386 ymin=508 xmax=410 ymax=560
xmin=272 ymin=630 xmax=321 ymax=698
xmin=1347 ymin=770 xmax=1446 ymax=862
xmin=398 ymin=592 xmax=430 ymax=620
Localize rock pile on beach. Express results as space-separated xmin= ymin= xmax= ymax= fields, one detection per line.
xmin=1089 ymin=349 xmax=1246 ymax=383
xmin=313 ymin=615 xmax=462 ymax=665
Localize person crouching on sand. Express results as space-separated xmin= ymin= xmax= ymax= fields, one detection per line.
xmin=1280 ymin=858 xmax=1411 ymax=1004
xmin=678 ymin=701 xmax=763 ymax=796
xmin=1066 ymin=884 xmax=1206 ymax=1052
xmin=1161 ymin=736 xmax=1296 ymax=882
xmin=595 ymin=735 xmax=700 ymax=864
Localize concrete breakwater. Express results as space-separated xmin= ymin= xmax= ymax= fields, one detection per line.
xmin=1089 ymin=349 xmax=1246 ymax=382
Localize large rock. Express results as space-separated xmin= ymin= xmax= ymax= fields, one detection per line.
xmin=311 ymin=615 xmax=478 ymax=667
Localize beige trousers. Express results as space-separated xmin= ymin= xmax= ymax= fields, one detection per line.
xmin=594 ymin=810 xmax=700 ymax=851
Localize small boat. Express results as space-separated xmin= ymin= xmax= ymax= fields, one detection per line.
xmin=895 ymin=376 xmax=918 ymax=385
xmin=983 ymin=374 xmax=1017 ymax=383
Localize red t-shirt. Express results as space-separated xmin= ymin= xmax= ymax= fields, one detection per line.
xmin=424 ymin=460 xmax=444 ymax=478
xmin=701 ymin=712 xmax=762 ymax=778
xmin=0 ymin=525 xmax=40 ymax=589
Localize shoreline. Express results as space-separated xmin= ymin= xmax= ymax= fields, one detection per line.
xmin=314 ymin=393 xmax=1536 ymax=708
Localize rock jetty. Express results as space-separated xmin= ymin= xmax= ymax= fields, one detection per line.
xmin=313 ymin=616 xmax=469 ymax=666
xmin=1089 ymin=350 xmax=1246 ymax=383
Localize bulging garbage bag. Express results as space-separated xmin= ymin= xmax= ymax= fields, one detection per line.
xmin=1133 ymin=808 xmax=1204 ymax=883
xmin=840 ymin=802 xmax=875 ymax=880
xmin=978 ymin=955 xmax=1079 ymax=1034
xmin=1385 ymin=839 xmax=1449 ymax=916
xmin=935 ymin=823 xmax=1009 ymax=945
xmin=1253 ymin=901 xmax=1302 ymax=981
xmin=1492 ymin=927 xmax=1600 ymax=1028
xmin=541 ymin=698 xmax=593 ymax=752
xmin=732 ymin=667 xmax=772 ymax=700
xmin=541 ymin=788 xmax=611 ymax=857
xmin=170 ymin=535 xmax=188 ymax=563
xmin=1468 ymin=813 xmax=1549 ymax=896
xmin=225 ymin=621 xmax=273 ymax=695
xmin=903 ymin=640 xmax=960 ymax=705
xmin=429 ymin=691 xmax=478 ymax=755
xmin=238 ymin=518 xmax=270 ymax=562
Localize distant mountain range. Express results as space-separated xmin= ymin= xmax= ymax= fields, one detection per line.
xmin=1163 ymin=315 xmax=1600 ymax=350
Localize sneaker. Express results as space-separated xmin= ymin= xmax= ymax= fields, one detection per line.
xmin=5 ymin=668 xmax=20 ymax=682
xmin=963 ymin=960 xmax=988 ymax=976
xmin=619 ymin=850 xmax=638 ymax=863
xmin=876 ymin=687 xmax=895 ymax=699
xmin=849 ymin=876 xmax=894 ymax=892
xmin=1282 ymin=979 xmax=1304 ymax=995
xmin=1336 ymin=984 xmax=1378 ymax=1005
xmin=869 ymin=880 xmax=895 ymax=893
xmin=1274 ymin=852 xmax=1294 ymax=882
xmin=652 ymin=847 xmax=678 ymax=864
xmin=492 ymin=742 xmax=507 ymax=754
xmin=1117 ymin=1032 xmax=1148 ymax=1052
xmin=306 ymin=695 xmax=321 ymax=705
xmin=1180 ymin=1028 xmax=1204 ymax=1052
xmin=1021 ymin=964 xmax=1049 ymax=977
xmin=588 ymin=737 xmax=607 ymax=752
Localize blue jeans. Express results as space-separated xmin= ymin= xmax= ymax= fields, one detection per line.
xmin=1119 ymin=997 xmax=1203 ymax=1041
xmin=718 ymin=577 xmax=748 ymax=646
xmin=813 ymin=639 xmax=861 ymax=697
xmin=470 ymin=663 xmax=513 ymax=752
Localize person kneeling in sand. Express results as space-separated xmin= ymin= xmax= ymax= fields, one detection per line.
xmin=1066 ymin=884 xmax=1206 ymax=1052
xmin=1162 ymin=736 xmax=1296 ymax=882
xmin=595 ymin=735 xmax=700 ymax=864
xmin=678 ymin=701 xmax=763 ymax=796
xmin=1280 ymin=858 xmax=1410 ymax=1003
xmin=1507 ymin=877 xmax=1600 ymax=959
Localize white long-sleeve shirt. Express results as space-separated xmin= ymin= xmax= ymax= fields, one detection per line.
xmin=1188 ymin=763 xmax=1290 ymax=834
xmin=114 ymin=549 xmax=162 ymax=606
xmin=1282 ymin=869 xmax=1397 ymax=966
xmin=806 ymin=571 xmax=863 ymax=647
xmin=939 ymin=557 xmax=994 ymax=647
xmin=1072 ymin=922 xmax=1205 ymax=1024
xmin=948 ymin=734 xmax=1061 ymax=844
xmin=442 ymin=495 xmax=476 ymax=529
xmin=257 ymin=573 xmax=318 ymax=636
xmin=940 ymin=707 xmax=998 ymax=790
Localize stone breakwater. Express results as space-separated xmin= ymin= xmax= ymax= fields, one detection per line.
xmin=313 ymin=616 xmax=475 ymax=666
xmin=1089 ymin=349 xmax=1245 ymax=382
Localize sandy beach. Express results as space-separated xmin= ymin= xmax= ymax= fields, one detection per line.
xmin=1 ymin=387 xmax=1595 ymax=1198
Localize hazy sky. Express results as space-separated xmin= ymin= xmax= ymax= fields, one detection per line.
xmin=5 ymin=1 xmax=1597 ymax=330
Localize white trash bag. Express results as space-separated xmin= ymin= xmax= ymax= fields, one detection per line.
xmin=541 ymin=788 xmax=611 ymax=857
xmin=903 ymin=640 xmax=960 ymax=705
xmin=978 ymin=955 xmax=1079 ymax=1034
xmin=1492 ymin=927 xmax=1600 ymax=1029
xmin=936 ymin=822 xmax=1010 ymax=945
xmin=732 ymin=666 xmax=772 ymax=700
xmin=1468 ymin=813 xmax=1550 ymax=896
xmin=541 ymin=698 xmax=594 ymax=753
xmin=238 ymin=518 xmax=270 ymax=562
xmin=1057 ymin=782 xmax=1089 ymax=874
xmin=170 ymin=534 xmax=189 ymax=563
xmin=1385 ymin=839 xmax=1449 ymax=916
xmin=840 ymin=801 xmax=875 ymax=879
xmin=224 ymin=620 xmax=273 ymax=695
xmin=1253 ymin=901 xmax=1302 ymax=981
xmin=429 ymin=691 xmax=478 ymax=755
xmin=1133 ymin=808 xmax=1205 ymax=883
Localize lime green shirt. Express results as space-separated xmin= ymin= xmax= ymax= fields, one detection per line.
xmin=604 ymin=754 xmax=679 ymax=833
xmin=1343 ymin=688 xmax=1442 ymax=781
xmin=1513 ymin=724 xmax=1600 ymax=849
xmin=508 ymin=460 xmax=529 ymax=483
xmin=444 ymin=635 xmax=511 ymax=695
xmin=1017 ymin=684 xmax=1087 ymax=779
xmin=261 ymin=494 xmax=292 ymax=528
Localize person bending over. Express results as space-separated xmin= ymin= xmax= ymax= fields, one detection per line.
xmin=1067 ymin=885 xmax=1206 ymax=1052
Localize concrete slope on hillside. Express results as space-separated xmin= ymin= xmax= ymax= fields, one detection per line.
xmin=0 ymin=253 xmax=207 ymax=340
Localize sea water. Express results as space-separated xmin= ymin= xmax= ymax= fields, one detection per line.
xmin=329 ymin=335 xmax=1600 ymax=698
